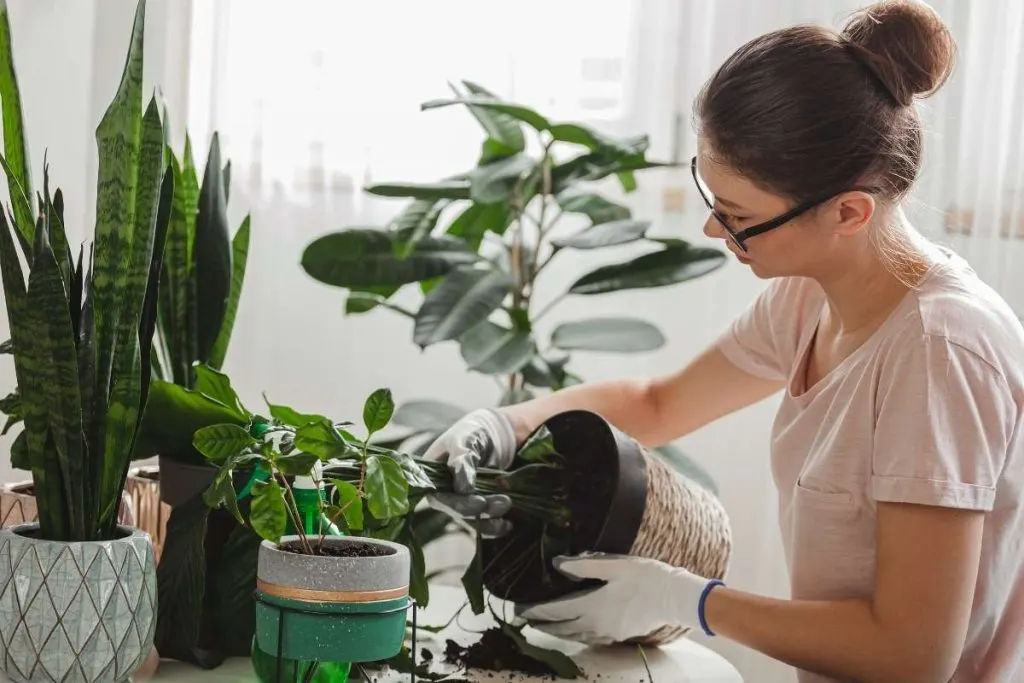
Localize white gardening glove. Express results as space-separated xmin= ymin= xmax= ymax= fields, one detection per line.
xmin=422 ymin=408 xmax=518 ymax=538
xmin=515 ymin=552 xmax=724 ymax=645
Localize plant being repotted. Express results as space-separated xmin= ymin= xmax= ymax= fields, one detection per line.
xmin=190 ymin=374 xmax=732 ymax=678
xmin=299 ymin=81 xmax=724 ymax=493
xmin=0 ymin=0 xmax=165 ymax=680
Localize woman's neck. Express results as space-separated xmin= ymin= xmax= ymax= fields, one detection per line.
xmin=815 ymin=216 xmax=934 ymax=335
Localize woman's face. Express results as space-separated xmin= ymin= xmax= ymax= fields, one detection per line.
xmin=694 ymin=148 xmax=863 ymax=280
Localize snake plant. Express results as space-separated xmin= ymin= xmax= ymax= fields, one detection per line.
xmin=0 ymin=0 xmax=171 ymax=542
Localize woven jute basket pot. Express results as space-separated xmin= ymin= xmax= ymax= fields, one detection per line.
xmin=0 ymin=482 xmax=136 ymax=530
xmin=481 ymin=410 xmax=732 ymax=646
xmin=0 ymin=523 xmax=157 ymax=683
xmin=123 ymin=467 xmax=170 ymax=561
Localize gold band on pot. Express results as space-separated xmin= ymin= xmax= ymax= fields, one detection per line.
xmin=256 ymin=579 xmax=409 ymax=603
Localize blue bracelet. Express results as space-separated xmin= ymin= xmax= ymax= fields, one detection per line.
xmin=697 ymin=579 xmax=725 ymax=636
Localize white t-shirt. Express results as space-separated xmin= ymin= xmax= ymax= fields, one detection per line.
xmin=716 ymin=251 xmax=1024 ymax=683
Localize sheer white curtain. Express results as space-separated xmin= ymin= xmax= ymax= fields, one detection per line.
xmin=170 ymin=3 xmax=1023 ymax=682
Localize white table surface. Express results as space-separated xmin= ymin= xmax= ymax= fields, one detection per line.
xmin=139 ymin=584 xmax=743 ymax=683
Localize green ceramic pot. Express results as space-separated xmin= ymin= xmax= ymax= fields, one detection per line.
xmin=254 ymin=535 xmax=410 ymax=664
xmin=0 ymin=523 xmax=157 ymax=683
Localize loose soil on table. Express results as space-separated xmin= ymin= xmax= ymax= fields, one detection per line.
xmin=481 ymin=416 xmax=621 ymax=604
xmin=443 ymin=627 xmax=559 ymax=679
xmin=279 ymin=540 xmax=394 ymax=557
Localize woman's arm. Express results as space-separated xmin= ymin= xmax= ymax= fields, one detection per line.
xmin=499 ymin=343 xmax=784 ymax=445
xmin=705 ymin=502 xmax=984 ymax=683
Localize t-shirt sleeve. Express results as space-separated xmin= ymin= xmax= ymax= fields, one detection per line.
xmin=871 ymin=335 xmax=1014 ymax=511
xmin=715 ymin=277 xmax=806 ymax=382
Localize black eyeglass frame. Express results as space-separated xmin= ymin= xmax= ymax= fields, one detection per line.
xmin=690 ymin=156 xmax=879 ymax=252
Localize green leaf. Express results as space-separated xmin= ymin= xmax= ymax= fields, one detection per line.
xmin=193 ymin=424 xmax=257 ymax=464
xmin=499 ymin=388 xmax=535 ymax=406
xmin=251 ymin=479 xmax=288 ymax=543
xmin=208 ymin=214 xmax=250 ymax=370
xmin=414 ymin=266 xmax=513 ymax=348
xmin=520 ymin=355 xmax=559 ymax=389
xmin=0 ymin=1 xmax=34 ymax=250
xmin=10 ymin=430 xmax=27 ymax=470
xmin=518 ymin=425 xmax=558 ymax=462
xmin=500 ymin=622 xmax=583 ymax=679
xmin=364 ymin=455 xmax=409 ymax=520
xmin=392 ymin=399 xmax=465 ymax=433
xmin=548 ymin=123 xmax=648 ymax=157
xmin=467 ymin=154 xmax=536 ymax=204
xmin=263 ymin=395 xmax=327 ymax=428
xmin=550 ymin=219 xmax=650 ymax=250
xmin=294 ymin=420 xmax=349 ymax=460
xmin=406 ymin=528 xmax=428 ymax=607
xmin=328 ymin=479 xmax=364 ymax=531
xmin=392 ymin=199 xmax=445 ymax=254
xmin=555 ymin=188 xmax=630 ymax=224
xmin=552 ymin=150 xmax=671 ymax=192
xmin=462 ymin=532 xmax=485 ymax=614
xmin=276 ymin=452 xmax=319 ymax=476
xmin=363 ymin=388 xmax=395 ymax=435
xmin=459 ymin=81 xmax=526 ymax=156
xmin=0 ymin=338 xmax=11 ymax=353
xmin=421 ymin=96 xmax=551 ymax=131
xmin=458 ymin=320 xmax=534 ymax=375
xmin=207 ymin=523 xmax=263 ymax=658
xmin=364 ymin=181 xmax=470 ymax=200
xmin=193 ymin=364 xmax=247 ymax=417
xmin=194 ymin=133 xmax=232 ymax=362
xmin=133 ymin=380 xmax=248 ymax=465
xmin=551 ymin=317 xmax=665 ymax=353
xmin=568 ymin=242 xmax=726 ymax=295
xmin=301 ymin=229 xmax=477 ymax=289
xmin=654 ymin=444 xmax=718 ymax=494
xmin=344 ymin=288 xmax=413 ymax=317
xmin=446 ymin=202 xmax=511 ymax=251
xmin=202 ymin=470 xmax=244 ymax=525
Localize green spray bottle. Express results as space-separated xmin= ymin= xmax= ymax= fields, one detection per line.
xmin=250 ymin=462 xmax=352 ymax=683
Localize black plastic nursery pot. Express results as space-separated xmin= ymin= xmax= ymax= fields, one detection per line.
xmin=254 ymin=536 xmax=412 ymax=665
xmin=480 ymin=409 xmax=733 ymax=645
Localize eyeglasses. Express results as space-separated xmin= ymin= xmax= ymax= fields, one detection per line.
xmin=690 ymin=156 xmax=878 ymax=252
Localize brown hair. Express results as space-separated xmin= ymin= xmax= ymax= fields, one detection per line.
xmin=694 ymin=0 xmax=957 ymax=205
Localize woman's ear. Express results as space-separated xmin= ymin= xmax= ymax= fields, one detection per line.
xmin=832 ymin=191 xmax=876 ymax=237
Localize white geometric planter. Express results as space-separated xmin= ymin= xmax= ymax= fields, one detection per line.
xmin=0 ymin=524 xmax=157 ymax=683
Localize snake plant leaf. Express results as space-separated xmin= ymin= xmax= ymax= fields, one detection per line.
xmin=551 ymin=317 xmax=666 ymax=353
xmin=91 ymin=0 xmax=146 ymax=482
xmin=0 ymin=0 xmax=34 ymax=252
xmin=159 ymin=139 xmax=200 ymax=387
xmin=302 ymin=229 xmax=478 ymax=288
xmin=222 ymin=160 xmax=231 ymax=204
xmin=9 ymin=429 xmax=26 ymax=469
xmin=139 ymin=168 xmax=175 ymax=408
xmin=208 ymin=214 xmax=250 ymax=370
xmin=0 ymin=338 xmax=9 ymax=353
xmin=0 ymin=205 xmax=62 ymax=535
xmin=568 ymin=242 xmax=726 ymax=295
xmin=39 ymin=176 xmax=74 ymax=287
xmin=550 ymin=219 xmax=650 ymax=250
xmin=413 ymin=265 xmax=514 ymax=348
xmin=28 ymin=222 xmax=85 ymax=539
xmin=458 ymin=320 xmax=534 ymax=375
xmin=194 ymin=132 xmax=232 ymax=363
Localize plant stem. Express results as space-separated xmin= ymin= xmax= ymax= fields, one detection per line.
xmin=277 ymin=472 xmax=313 ymax=554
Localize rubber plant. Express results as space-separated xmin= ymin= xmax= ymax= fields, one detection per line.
xmin=299 ymin=81 xmax=724 ymax=492
xmin=0 ymin=0 xmax=167 ymax=678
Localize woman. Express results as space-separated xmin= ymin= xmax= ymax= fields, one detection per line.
xmin=423 ymin=2 xmax=1024 ymax=682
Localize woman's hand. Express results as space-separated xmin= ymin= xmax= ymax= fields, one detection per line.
xmin=422 ymin=408 xmax=517 ymax=538
xmin=516 ymin=553 xmax=721 ymax=645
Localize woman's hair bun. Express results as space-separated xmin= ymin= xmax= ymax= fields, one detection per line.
xmin=840 ymin=0 xmax=956 ymax=107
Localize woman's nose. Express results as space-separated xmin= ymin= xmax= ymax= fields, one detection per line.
xmin=703 ymin=214 xmax=725 ymax=240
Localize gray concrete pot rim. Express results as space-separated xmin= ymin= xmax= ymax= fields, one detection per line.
xmin=0 ymin=522 xmax=148 ymax=546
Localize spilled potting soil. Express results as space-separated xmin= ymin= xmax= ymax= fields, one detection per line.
xmin=443 ymin=628 xmax=559 ymax=678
